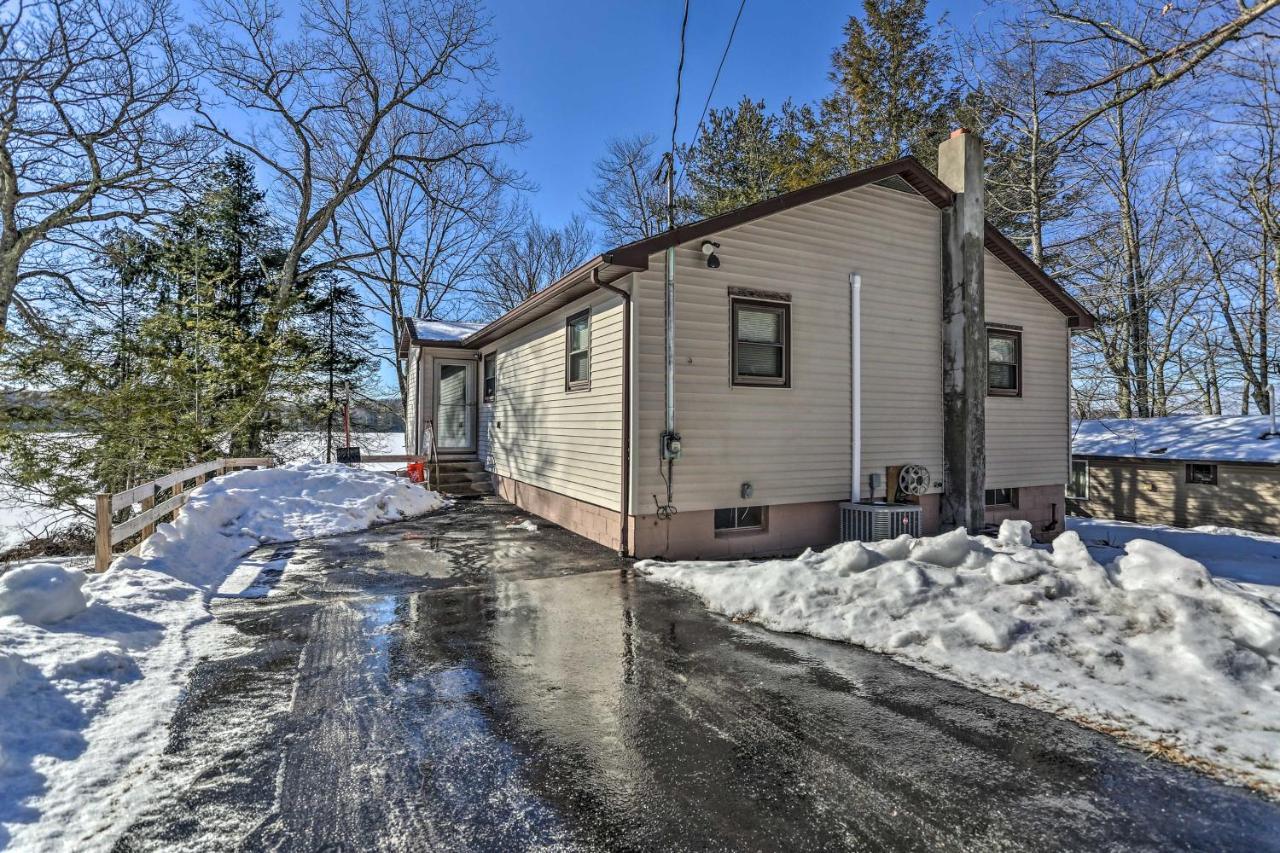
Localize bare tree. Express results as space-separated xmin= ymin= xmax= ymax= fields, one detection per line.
xmin=192 ymin=0 xmax=525 ymax=341
xmin=1039 ymin=0 xmax=1280 ymax=140
xmin=332 ymin=143 xmax=519 ymax=410
xmin=966 ymin=13 xmax=1082 ymax=268
xmin=1064 ymin=25 xmax=1204 ymax=418
xmin=584 ymin=134 xmax=665 ymax=246
xmin=472 ymin=214 xmax=593 ymax=318
xmin=0 ymin=0 xmax=201 ymax=334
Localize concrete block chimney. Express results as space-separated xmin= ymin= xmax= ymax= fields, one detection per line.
xmin=938 ymin=128 xmax=987 ymax=532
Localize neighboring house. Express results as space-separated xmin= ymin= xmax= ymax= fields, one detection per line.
xmin=399 ymin=131 xmax=1094 ymax=559
xmin=1071 ymin=415 xmax=1280 ymax=535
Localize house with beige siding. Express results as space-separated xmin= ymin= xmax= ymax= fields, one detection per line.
xmin=1071 ymin=415 xmax=1280 ymax=535
xmin=399 ymin=132 xmax=1094 ymax=559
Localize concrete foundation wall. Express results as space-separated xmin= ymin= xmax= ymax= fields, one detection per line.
xmin=497 ymin=469 xmax=1063 ymax=560
xmin=494 ymin=473 xmax=623 ymax=552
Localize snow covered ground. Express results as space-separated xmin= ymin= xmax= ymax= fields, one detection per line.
xmin=639 ymin=520 xmax=1280 ymax=798
xmin=0 ymin=462 xmax=443 ymax=850
xmin=0 ymin=431 xmax=407 ymax=554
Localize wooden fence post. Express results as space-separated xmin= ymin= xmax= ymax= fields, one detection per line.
xmin=140 ymin=486 xmax=157 ymax=539
xmin=173 ymin=478 xmax=184 ymax=520
xmin=94 ymin=493 xmax=112 ymax=572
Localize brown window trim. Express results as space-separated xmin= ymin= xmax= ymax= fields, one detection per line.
xmin=731 ymin=297 xmax=791 ymax=388
xmin=482 ymin=351 xmax=497 ymax=402
xmin=1185 ymin=463 xmax=1218 ymax=485
xmin=987 ymin=325 xmax=1022 ymax=397
xmin=565 ymin=308 xmax=591 ymax=392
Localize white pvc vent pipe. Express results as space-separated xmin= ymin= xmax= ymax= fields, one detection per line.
xmin=850 ymin=272 xmax=862 ymax=503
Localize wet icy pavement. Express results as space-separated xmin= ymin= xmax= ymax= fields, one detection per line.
xmin=116 ymin=499 xmax=1280 ymax=852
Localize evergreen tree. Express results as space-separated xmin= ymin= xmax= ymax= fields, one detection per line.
xmin=0 ymin=153 xmax=374 ymax=523
xmin=816 ymin=0 xmax=959 ymax=174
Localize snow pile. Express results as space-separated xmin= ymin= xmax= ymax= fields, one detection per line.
xmin=0 ymin=462 xmax=444 ymax=850
xmin=0 ymin=563 xmax=88 ymax=624
xmin=639 ymin=520 xmax=1280 ymax=795
xmin=1071 ymin=517 xmax=1280 ymax=588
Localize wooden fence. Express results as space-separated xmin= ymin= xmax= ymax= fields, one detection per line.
xmin=93 ymin=457 xmax=274 ymax=572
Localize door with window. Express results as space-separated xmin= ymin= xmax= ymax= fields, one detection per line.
xmin=434 ymin=359 xmax=476 ymax=453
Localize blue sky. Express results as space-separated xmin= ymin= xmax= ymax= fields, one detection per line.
xmin=486 ymin=0 xmax=989 ymax=233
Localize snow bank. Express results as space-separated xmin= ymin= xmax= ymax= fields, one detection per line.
xmin=639 ymin=521 xmax=1280 ymax=796
xmin=0 ymin=462 xmax=444 ymax=850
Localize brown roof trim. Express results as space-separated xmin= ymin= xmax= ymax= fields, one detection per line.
xmin=402 ymin=155 xmax=1094 ymax=351
xmin=984 ymin=226 xmax=1094 ymax=330
xmin=606 ymin=157 xmax=949 ymax=268
xmin=605 ymin=155 xmax=1094 ymax=330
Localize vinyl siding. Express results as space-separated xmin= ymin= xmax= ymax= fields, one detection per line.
xmin=1076 ymin=458 xmax=1280 ymax=536
xmin=632 ymin=184 xmax=945 ymax=512
xmin=984 ymin=254 xmax=1070 ymax=489
xmin=479 ymin=290 xmax=624 ymax=511
xmin=631 ymin=183 xmax=1072 ymax=514
xmin=404 ymin=351 xmax=419 ymax=455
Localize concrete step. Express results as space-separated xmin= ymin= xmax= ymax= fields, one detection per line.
xmin=434 ymin=470 xmax=491 ymax=486
xmin=436 ymin=459 xmax=485 ymax=474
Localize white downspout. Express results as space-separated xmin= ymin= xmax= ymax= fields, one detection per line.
xmin=851 ymin=272 xmax=862 ymax=503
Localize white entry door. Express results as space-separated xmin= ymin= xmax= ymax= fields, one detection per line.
xmin=434 ymin=359 xmax=476 ymax=453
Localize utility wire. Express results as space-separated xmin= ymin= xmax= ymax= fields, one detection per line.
xmin=675 ymin=0 xmax=748 ymax=193
xmin=666 ymin=0 xmax=691 ymax=231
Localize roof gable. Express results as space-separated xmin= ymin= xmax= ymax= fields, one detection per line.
xmin=604 ymin=156 xmax=1093 ymax=330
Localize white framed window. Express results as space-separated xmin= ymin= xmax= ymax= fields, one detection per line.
xmin=565 ymin=309 xmax=590 ymax=391
xmin=483 ymin=352 xmax=496 ymax=402
xmin=1069 ymin=459 xmax=1089 ymax=499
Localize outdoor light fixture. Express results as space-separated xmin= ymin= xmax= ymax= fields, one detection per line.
xmin=702 ymin=240 xmax=721 ymax=269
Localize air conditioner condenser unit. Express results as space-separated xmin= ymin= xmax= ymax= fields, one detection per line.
xmin=839 ymin=502 xmax=922 ymax=542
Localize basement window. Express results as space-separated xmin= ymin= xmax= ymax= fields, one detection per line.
xmin=565 ymin=309 xmax=591 ymax=391
xmin=985 ymin=487 xmax=1019 ymax=508
xmin=714 ymin=506 xmax=766 ymax=534
xmin=1186 ymin=463 xmax=1218 ymax=485
xmin=483 ymin=352 xmax=496 ymax=402
xmin=732 ymin=298 xmax=790 ymax=387
xmin=988 ymin=327 xmax=1021 ymax=396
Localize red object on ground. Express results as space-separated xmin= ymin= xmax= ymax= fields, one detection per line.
xmin=407 ymin=462 xmax=425 ymax=483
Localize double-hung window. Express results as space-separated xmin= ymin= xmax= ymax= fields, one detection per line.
xmin=988 ymin=327 xmax=1022 ymax=396
xmin=566 ymin=309 xmax=591 ymax=391
xmin=731 ymin=296 xmax=790 ymax=387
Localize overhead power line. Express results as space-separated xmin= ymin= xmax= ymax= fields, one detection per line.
xmin=676 ymin=0 xmax=749 ymax=192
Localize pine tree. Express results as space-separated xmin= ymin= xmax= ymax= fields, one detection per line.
xmin=816 ymin=0 xmax=959 ymax=174
xmin=0 ymin=152 xmax=375 ymax=522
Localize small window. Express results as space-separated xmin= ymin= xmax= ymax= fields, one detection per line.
xmin=732 ymin=299 xmax=789 ymax=387
xmin=1069 ymin=459 xmax=1089 ymax=500
xmin=714 ymin=505 xmax=766 ymax=533
xmin=483 ymin=352 xmax=496 ymax=402
xmin=1186 ymin=463 xmax=1218 ymax=485
xmin=985 ymin=487 xmax=1018 ymax=508
xmin=988 ymin=328 xmax=1021 ymax=396
xmin=565 ymin=309 xmax=590 ymax=391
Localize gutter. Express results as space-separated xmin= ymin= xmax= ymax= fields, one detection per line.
xmin=592 ymin=268 xmax=633 ymax=557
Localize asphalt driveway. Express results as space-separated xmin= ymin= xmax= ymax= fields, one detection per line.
xmin=115 ymin=499 xmax=1280 ymax=852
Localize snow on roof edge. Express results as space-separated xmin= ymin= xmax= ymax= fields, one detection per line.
xmin=1073 ymin=416 xmax=1280 ymax=465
